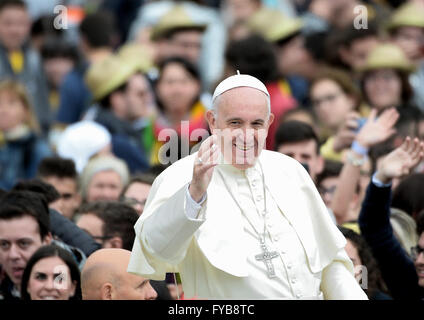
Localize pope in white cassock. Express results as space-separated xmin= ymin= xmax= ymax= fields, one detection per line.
xmin=128 ymin=73 xmax=368 ymax=300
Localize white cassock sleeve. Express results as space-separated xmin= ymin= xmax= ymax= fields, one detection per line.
xmin=320 ymin=249 xmax=368 ymax=300
xmin=141 ymin=184 xmax=206 ymax=265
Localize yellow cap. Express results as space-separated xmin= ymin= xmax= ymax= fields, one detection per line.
xmin=358 ymin=43 xmax=415 ymax=73
xmin=387 ymin=2 xmax=424 ymax=31
xmin=248 ymin=8 xmax=302 ymax=43
xmin=150 ymin=5 xmax=207 ymax=41
xmin=117 ymin=43 xmax=154 ymax=74
xmin=85 ymin=54 xmax=138 ymax=101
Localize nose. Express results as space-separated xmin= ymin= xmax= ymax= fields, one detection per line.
xmin=45 ymin=277 xmax=55 ymax=290
xmin=146 ymin=283 xmax=158 ymax=300
xmin=8 ymin=243 xmax=21 ymax=260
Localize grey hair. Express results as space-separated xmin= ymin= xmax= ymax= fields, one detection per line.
xmin=212 ymin=90 xmax=271 ymax=118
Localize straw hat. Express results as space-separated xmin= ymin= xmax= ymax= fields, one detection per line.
xmin=150 ymin=5 xmax=207 ymax=41
xmin=358 ymin=43 xmax=415 ymax=73
xmin=117 ymin=43 xmax=154 ymax=74
xmin=386 ymin=2 xmax=424 ymax=31
xmin=248 ymin=8 xmax=303 ymax=43
xmin=85 ymin=54 xmax=137 ymax=101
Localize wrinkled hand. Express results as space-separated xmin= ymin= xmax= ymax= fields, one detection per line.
xmin=375 ymin=137 xmax=424 ymax=184
xmin=333 ymin=111 xmax=361 ymax=152
xmin=189 ymin=135 xmax=220 ymax=202
xmin=355 ymin=108 xmax=399 ymax=148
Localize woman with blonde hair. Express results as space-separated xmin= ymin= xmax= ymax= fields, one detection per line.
xmin=0 ymin=79 xmax=52 ymax=189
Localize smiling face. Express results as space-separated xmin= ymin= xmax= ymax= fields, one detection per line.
xmin=206 ymin=87 xmax=274 ymax=170
xmin=0 ymin=216 xmax=51 ymax=288
xmin=26 ymin=256 xmax=76 ymax=300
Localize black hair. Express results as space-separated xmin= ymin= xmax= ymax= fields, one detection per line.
xmin=274 ymin=120 xmax=320 ymax=154
xmin=417 ymin=209 xmax=424 ymax=235
xmin=20 ymin=244 xmax=82 ymax=300
xmin=304 ymin=31 xmax=329 ymax=63
xmin=0 ymin=190 xmax=50 ymax=240
xmin=316 ymin=159 xmax=343 ymax=187
xmin=79 ymin=11 xmax=116 ymax=49
xmin=225 ymin=34 xmax=279 ymax=83
xmin=31 ymin=15 xmax=63 ymax=38
xmin=37 ymin=157 xmax=78 ymax=180
xmin=274 ymin=30 xmax=302 ymax=48
xmin=392 ymin=173 xmax=424 ymax=219
xmin=324 ymin=21 xmax=380 ymax=69
xmin=76 ymin=201 xmax=138 ymax=251
xmin=361 ymin=70 xmax=414 ymax=107
xmin=12 ymin=178 xmax=60 ymax=205
xmin=40 ymin=36 xmax=79 ymax=63
xmin=338 ymin=226 xmax=390 ymax=299
xmin=0 ymin=0 xmax=26 ymax=12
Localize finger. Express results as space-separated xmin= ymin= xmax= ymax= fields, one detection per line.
xmin=366 ymin=108 xmax=377 ymax=122
xmin=411 ymin=141 xmax=424 ymax=162
xmin=408 ymin=137 xmax=420 ymax=154
xmin=198 ymin=134 xmax=217 ymax=157
xmin=346 ymin=111 xmax=360 ymax=121
xmin=401 ymin=136 xmax=411 ymax=152
xmin=345 ymin=119 xmax=359 ymax=130
xmin=202 ymin=143 xmax=220 ymax=165
xmin=384 ymin=109 xmax=400 ymax=128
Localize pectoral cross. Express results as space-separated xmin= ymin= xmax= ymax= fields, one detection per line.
xmin=255 ymin=236 xmax=279 ymax=278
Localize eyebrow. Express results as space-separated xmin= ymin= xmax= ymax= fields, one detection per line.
xmin=137 ymin=279 xmax=149 ymax=288
xmin=225 ymin=118 xmax=265 ymax=123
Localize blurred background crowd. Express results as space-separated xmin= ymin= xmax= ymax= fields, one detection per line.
xmin=0 ymin=0 xmax=424 ymax=300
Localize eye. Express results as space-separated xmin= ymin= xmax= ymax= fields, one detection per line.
xmin=35 ymin=273 xmax=47 ymax=281
xmin=18 ymin=239 xmax=32 ymax=249
xmin=0 ymin=240 xmax=10 ymax=250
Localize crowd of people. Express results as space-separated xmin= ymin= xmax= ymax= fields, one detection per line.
xmin=0 ymin=0 xmax=424 ymax=300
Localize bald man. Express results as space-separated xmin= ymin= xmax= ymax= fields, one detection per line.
xmin=81 ymin=248 xmax=157 ymax=300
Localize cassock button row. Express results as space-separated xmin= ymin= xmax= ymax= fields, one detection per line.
xmin=251 ymin=180 xmax=258 ymax=187
xmin=273 ymin=236 xmax=279 ymax=241
xmin=296 ymin=293 xmax=302 ymax=299
xmin=287 ymin=263 xmax=292 ymax=269
xmin=256 ymin=195 xmax=262 ymax=201
xmin=291 ymin=278 xmax=296 ymax=284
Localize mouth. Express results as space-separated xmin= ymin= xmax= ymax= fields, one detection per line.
xmin=417 ymin=268 xmax=424 ymax=278
xmin=233 ymin=143 xmax=255 ymax=151
xmin=40 ymin=295 xmax=60 ymax=300
xmin=11 ymin=267 xmax=24 ymax=279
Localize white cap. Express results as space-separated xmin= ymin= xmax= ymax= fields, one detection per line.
xmin=212 ymin=71 xmax=270 ymax=102
xmin=57 ymin=121 xmax=112 ymax=173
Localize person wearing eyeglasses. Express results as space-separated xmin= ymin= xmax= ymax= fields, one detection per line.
xmin=359 ymin=136 xmax=424 ymax=299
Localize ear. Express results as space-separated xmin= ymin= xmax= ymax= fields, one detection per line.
xmin=267 ymin=113 xmax=275 ymax=129
xmin=101 ymin=283 xmax=113 ymax=300
xmin=316 ymin=155 xmax=325 ymax=175
xmin=206 ymin=110 xmax=217 ymax=133
xmin=42 ymin=232 xmax=53 ymax=245
xmin=110 ymin=91 xmax=125 ymax=112
xmin=338 ymin=46 xmax=352 ymax=66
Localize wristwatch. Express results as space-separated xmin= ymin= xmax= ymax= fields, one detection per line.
xmin=347 ymin=151 xmax=366 ymax=167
